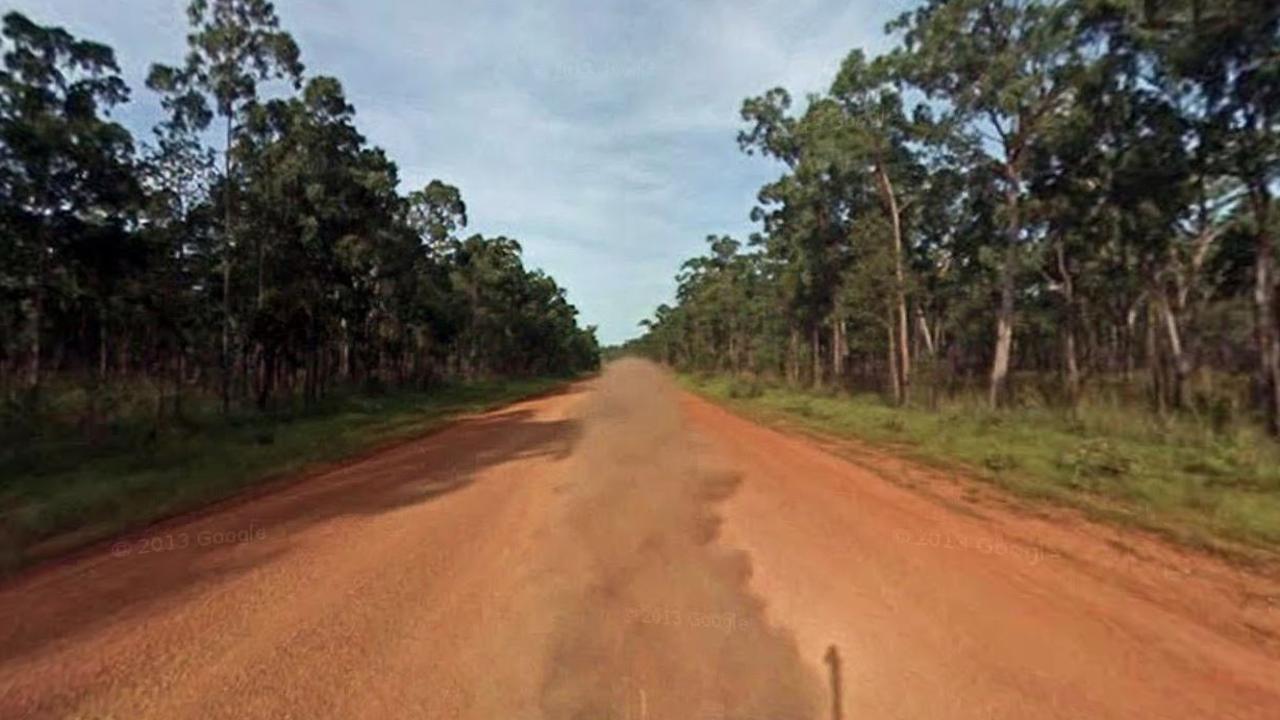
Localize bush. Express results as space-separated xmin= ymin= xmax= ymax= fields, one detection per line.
xmin=727 ymin=377 xmax=764 ymax=399
xmin=1192 ymin=388 xmax=1238 ymax=434
xmin=881 ymin=417 xmax=906 ymax=433
xmin=982 ymin=452 xmax=1018 ymax=472
xmin=1058 ymin=438 xmax=1133 ymax=486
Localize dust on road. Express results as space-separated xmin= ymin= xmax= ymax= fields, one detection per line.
xmin=539 ymin=359 xmax=820 ymax=719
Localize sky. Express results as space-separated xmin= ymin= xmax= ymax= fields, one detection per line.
xmin=13 ymin=0 xmax=913 ymax=345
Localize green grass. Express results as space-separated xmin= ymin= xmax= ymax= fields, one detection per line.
xmin=684 ymin=373 xmax=1280 ymax=560
xmin=0 ymin=377 xmax=573 ymax=573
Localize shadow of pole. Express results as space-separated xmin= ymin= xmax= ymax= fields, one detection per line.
xmin=824 ymin=645 xmax=844 ymax=720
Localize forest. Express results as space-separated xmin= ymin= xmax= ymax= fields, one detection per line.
xmin=632 ymin=0 xmax=1278 ymax=436
xmin=0 ymin=3 xmax=600 ymax=431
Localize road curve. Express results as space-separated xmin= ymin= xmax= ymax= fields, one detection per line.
xmin=2 ymin=359 xmax=1279 ymax=719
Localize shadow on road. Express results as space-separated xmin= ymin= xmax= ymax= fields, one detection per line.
xmin=0 ymin=396 xmax=584 ymax=664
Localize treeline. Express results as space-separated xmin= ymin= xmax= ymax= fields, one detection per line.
xmin=0 ymin=3 xmax=599 ymax=424
xmin=633 ymin=0 xmax=1278 ymax=432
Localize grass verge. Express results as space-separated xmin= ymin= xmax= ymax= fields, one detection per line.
xmin=0 ymin=377 xmax=574 ymax=574
xmin=682 ymin=373 xmax=1280 ymax=561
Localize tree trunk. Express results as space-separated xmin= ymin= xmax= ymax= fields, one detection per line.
xmin=832 ymin=318 xmax=845 ymax=382
xmin=1156 ymin=291 xmax=1191 ymax=410
xmin=1064 ymin=324 xmax=1080 ymax=408
xmin=1124 ymin=300 xmax=1141 ymax=381
xmin=811 ymin=323 xmax=822 ymax=387
xmin=990 ymin=246 xmax=1017 ymax=408
xmin=1147 ymin=302 xmax=1167 ymax=418
xmin=174 ymin=351 xmax=186 ymax=419
xmin=915 ymin=307 xmax=935 ymax=358
xmin=1079 ymin=298 xmax=1097 ymax=379
xmin=886 ymin=318 xmax=901 ymax=405
xmin=25 ymin=230 xmax=45 ymax=396
xmin=256 ymin=345 xmax=276 ymax=412
xmin=1055 ymin=242 xmax=1080 ymax=408
xmin=98 ymin=309 xmax=108 ymax=382
xmin=788 ymin=326 xmax=800 ymax=386
xmin=117 ymin=332 xmax=130 ymax=378
xmin=1251 ymin=187 xmax=1280 ymax=435
xmin=989 ymin=179 xmax=1021 ymax=409
xmin=875 ymin=164 xmax=911 ymax=405
xmin=339 ymin=318 xmax=351 ymax=381
xmin=221 ymin=112 xmax=235 ymax=416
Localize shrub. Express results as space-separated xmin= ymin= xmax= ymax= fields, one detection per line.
xmin=1192 ymin=389 xmax=1238 ymax=434
xmin=727 ymin=377 xmax=764 ymax=399
xmin=983 ymin=452 xmax=1018 ymax=472
xmin=1059 ymin=438 xmax=1133 ymax=486
xmin=881 ymin=417 xmax=906 ymax=433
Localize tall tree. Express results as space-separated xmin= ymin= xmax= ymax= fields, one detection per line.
xmin=138 ymin=116 xmax=217 ymax=415
xmin=406 ymin=180 xmax=468 ymax=252
xmin=147 ymin=0 xmax=303 ymax=413
xmin=1137 ymin=0 xmax=1280 ymax=431
xmin=0 ymin=12 xmax=139 ymax=397
xmin=891 ymin=0 xmax=1083 ymax=407
xmin=830 ymin=49 xmax=923 ymax=403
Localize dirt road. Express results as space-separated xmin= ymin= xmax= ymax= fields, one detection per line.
xmin=2 ymin=359 xmax=1279 ymax=719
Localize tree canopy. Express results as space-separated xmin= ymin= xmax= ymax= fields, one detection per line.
xmin=0 ymin=6 xmax=598 ymax=422
xmin=634 ymin=0 xmax=1279 ymax=432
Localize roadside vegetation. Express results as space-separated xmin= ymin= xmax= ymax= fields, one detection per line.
xmin=0 ymin=3 xmax=599 ymax=570
xmin=626 ymin=1 xmax=1279 ymax=556
xmin=0 ymin=376 xmax=573 ymax=572
xmin=684 ymin=373 xmax=1280 ymax=557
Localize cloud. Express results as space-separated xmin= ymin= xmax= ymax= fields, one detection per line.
xmin=11 ymin=0 xmax=912 ymax=344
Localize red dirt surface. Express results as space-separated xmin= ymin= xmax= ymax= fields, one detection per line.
xmin=2 ymin=359 xmax=1278 ymax=718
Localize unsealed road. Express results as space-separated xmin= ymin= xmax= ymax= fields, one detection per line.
xmin=2 ymin=359 xmax=1279 ymax=718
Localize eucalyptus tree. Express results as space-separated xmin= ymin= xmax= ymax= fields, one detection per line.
xmin=890 ymin=0 xmax=1084 ymax=407
xmin=739 ymin=90 xmax=864 ymax=386
xmin=138 ymin=118 xmax=217 ymax=413
xmin=147 ymin=0 xmax=303 ymax=413
xmin=406 ymin=180 xmax=468 ymax=252
xmin=673 ymin=235 xmax=755 ymax=371
xmin=637 ymin=304 xmax=682 ymax=366
xmin=739 ymin=89 xmax=812 ymax=382
xmin=235 ymin=75 xmax=377 ymax=404
xmin=1064 ymin=6 xmax=1211 ymax=410
xmin=0 ymin=12 xmax=140 ymax=397
xmin=830 ymin=49 xmax=925 ymax=402
xmin=1129 ymin=0 xmax=1280 ymax=431
xmin=448 ymin=234 xmax=521 ymax=376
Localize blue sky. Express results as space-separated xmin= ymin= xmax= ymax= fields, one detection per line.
xmin=13 ymin=0 xmax=912 ymax=344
